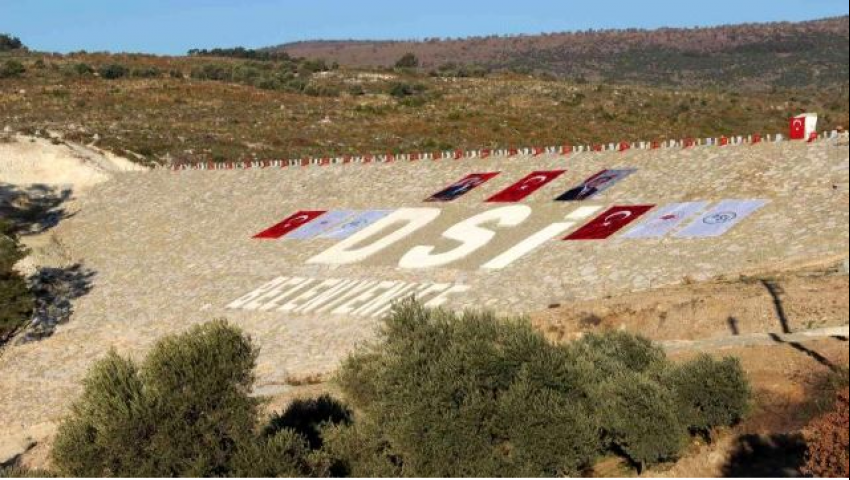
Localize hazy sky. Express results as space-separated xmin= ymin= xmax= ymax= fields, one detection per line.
xmin=2 ymin=0 xmax=848 ymax=55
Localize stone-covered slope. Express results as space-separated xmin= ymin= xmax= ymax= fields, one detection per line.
xmin=1 ymin=138 xmax=848 ymax=433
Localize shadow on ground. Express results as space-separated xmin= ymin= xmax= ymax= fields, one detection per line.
xmin=0 ymin=183 xmax=73 ymax=235
xmin=721 ymin=433 xmax=807 ymax=477
xmin=18 ymin=264 xmax=96 ymax=343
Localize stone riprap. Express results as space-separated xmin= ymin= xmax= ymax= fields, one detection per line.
xmin=1 ymin=139 xmax=848 ymax=433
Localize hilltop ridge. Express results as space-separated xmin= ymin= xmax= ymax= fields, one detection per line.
xmin=276 ymin=16 xmax=849 ymax=89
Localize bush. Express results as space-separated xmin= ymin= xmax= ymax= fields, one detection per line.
xmin=387 ymin=81 xmax=426 ymax=98
xmin=803 ymin=388 xmax=849 ymax=477
xmin=572 ymin=330 xmax=667 ymax=378
xmin=72 ymin=62 xmax=94 ymax=76
xmin=0 ymin=33 xmax=23 ymax=51
xmin=190 ymin=63 xmax=232 ymax=81
xmin=599 ymin=372 xmax=687 ymax=469
xmin=332 ymin=302 xmax=599 ymax=476
xmin=0 ymin=60 xmax=26 ymax=79
xmin=394 ymin=53 xmax=419 ymax=69
xmin=304 ymin=83 xmax=340 ymax=97
xmin=231 ymin=429 xmax=332 ymax=477
xmin=51 ymin=320 xmax=282 ymax=476
xmin=130 ymin=66 xmax=161 ymax=78
xmin=667 ymin=355 xmax=750 ymax=435
xmin=329 ymin=301 xmax=752 ymax=476
xmin=0 ymin=220 xmax=33 ymax=343
xmin=97 ymin=63 xmax=128 ymax=79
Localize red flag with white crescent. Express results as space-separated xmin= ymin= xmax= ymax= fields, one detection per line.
xmin=253 ymin=211 xmax=326 ymax=239
xmin=564 ymin=205 xmax=654 ymax=240
xmin=789 ymin=116 xmax=806 ymax=139
xmin=486 ymin=170 xmax=566 ymax=203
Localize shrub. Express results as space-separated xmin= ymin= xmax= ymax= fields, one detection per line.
xmin=264 ymin=394 xmax=352 ymax=449
xmin=72 ymin=62 xmax=94 ymax=76
xmin=97 ymin=63 xmax=128 ymax=79
xmin=388 ymin=81 xmax=426 ymax=98
xmin=330 ymin=301 xmax=751 ymax=475
xmin=572 ymin=330 xmax=667 ymax=379
xmin=231 ymin=429 xmax=332 ymax=477
xmin=394 ymin=53 xmax=419 ymax=69
xmin=0 ymin=60 xmax=26 ymax=79
xmin=51 ymin=320 xmax=275 ymax=476
xmin=331 ymin=301 xmax=604 ymax=476
xmin=304 ymin=83 xmax=340 ymax=97
xmin=667 ymin=355 xmax=750 ymax=435
xmin=189 ymin=63 xmax=232 ymax=81
xmin=347 ymin=83 xmax=365 ymax=96
xmin=130 ymin=66 xmax=161 ymax=78
xmin=0 ymin=33 xmax=23 ymax=51
xmin=0 ymin=220 xmax=33 ymax=343
xmin=803 ymin=388 xmax=849 ymax=477
xmin=599 ymin=372 xmax=687 ymax=470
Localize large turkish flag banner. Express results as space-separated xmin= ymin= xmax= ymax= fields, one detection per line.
xmin=253 ymin=210 xmax=327 ymax=239
xmin=486 ymin=170 xmax=566 ymax=203
xmin=564 ymin=205 xmax=654 ymax=240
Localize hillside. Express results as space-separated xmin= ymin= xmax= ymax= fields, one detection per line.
xmin=277 ymin=16 xmax=850 ymax=90
xmin=1 ymin=52 xmax=847 ymax=166
xmin=1 ymin=135 xmax=847 ymax=443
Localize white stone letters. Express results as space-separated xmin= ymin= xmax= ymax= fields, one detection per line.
xmin=398 ymin=205 xmax=532 ymax=269
xmin=307 ymin=208 xmax=441 ymax=265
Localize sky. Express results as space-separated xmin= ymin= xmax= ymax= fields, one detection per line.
xmin=2 ymin=0 xmax=848 ymax=55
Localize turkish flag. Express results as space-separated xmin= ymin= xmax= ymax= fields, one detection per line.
xmin=486 ymin=170 xmax=566 ymax=203
xmin=564 ymin=205 xmax=654 ymax=240
xmin=790 ymin=114 xmax=818 ymax=140
xmin=253 ymin=211 xmax=326 ymax=239
xmin=789 ymin=116 xmax=806 ymax=139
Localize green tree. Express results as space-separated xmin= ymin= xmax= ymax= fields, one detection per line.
xmin=0 ymin=60 xmax=26 ymax=79
xmin=97 ymin=63 xmax=128 ymax=80
xmin=0 ymin=33 xmax=24 ymax=51
xmin=51 ymin=320 xmax=327 ymax=477
xmin=0 ymin=219 xmax=33 ymax=343
xmin=667 ymin=354 xmax=750 ymax=436
xmin=331 ymin=301 xmax=602 ymax=477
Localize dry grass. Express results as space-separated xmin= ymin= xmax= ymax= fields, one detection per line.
xmin=1 ymin=52 xmax=847 ymax=166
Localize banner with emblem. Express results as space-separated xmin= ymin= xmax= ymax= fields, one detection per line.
xmin=621 ymin=201 xmax=708 ymax=239
xmin=674 ymin=199 xmax=768 ymax=238
xmin=319 ymin=210 xmax=393 ymax=240
xmin=555 ymin=169 xmax=636 ymax=202
xmin=286 ymin=210 xmax=356 ymax=240
xmin=425 ymin=172 xmax=500 ymax=202
xmin=253 ymin=210 xmax=327 ymax=239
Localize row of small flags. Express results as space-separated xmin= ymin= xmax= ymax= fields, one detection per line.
xmin=164 ymin=130 xmax=847 ymax=172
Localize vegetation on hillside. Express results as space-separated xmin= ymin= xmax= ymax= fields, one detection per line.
xmin=1 ymin=49 xmax=846 ymax=165
xmin=803 ymin=387 xmax=850 ymax=477
xmin=38 ymin=304 xmax=750 ymax=477
xmin=278 ymin=16 xmax=850 ymax=90
xmin=0 ymin=33 xmax=24 ymax=52
xmin=0 ymin=220 xmax=34 ymax=344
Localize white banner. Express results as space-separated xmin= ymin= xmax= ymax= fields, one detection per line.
xmin=674 ymin=200 xmax=768 ymax=238
xmin=622 ymin=201 xmax=708 ymax=239
xmin=320 ymin=210 xmax=393 ymax=240
xmin=286 ymin=210 xmax=355 ymax=239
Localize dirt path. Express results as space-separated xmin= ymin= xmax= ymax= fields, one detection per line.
xmin=662 ymin=325 xmax=849 ymax=352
